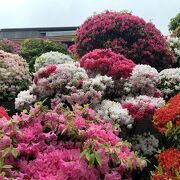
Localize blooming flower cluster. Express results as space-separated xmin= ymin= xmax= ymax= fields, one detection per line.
xmin=0 ymin=106 xmax=10 ymax=120
xmin=53 ymin=74 xmax=114 ymax=107
xmin=153 ymin=93 xmax=180 ymax=134
xmin=121 ymin=96 xmax=165 ymax=121
xmin=0 ymin=39 xmax=21 ymax=54
xmin=33 ymin=63 xmax=88 ymax=98
xmin=95 ymin=100 xmax=133 ymax=128
xmin=34 ymin=51 xmax=74 ymax=71
xmin=129 ymin=132 xmax=159 ymax=156
xmin=0 ymin=104 xmax=146 ymax=179
xmin=76 ymin=11 xmax=175 ymax=69
xmin=0 ymin=50 xmax=31 ymax=100
xmin=15 ymin=87 xmax=37 ymax=110
xmin=168 ymin=36 xmax=180 ymax=67
xmin=68 ymin=44 xmax=78 ymax=59
xmin=124 ymin=65 xmax=162 ymax=97
xmin=159 ymin=68 xmax=180 ymax=99
xmin=15 ymin=64 xmax=114 ymax=109
xmin=80 ymin=49 xmax=136 ymax=79
xmin=151 ymin=148 xmax=180 ymax=180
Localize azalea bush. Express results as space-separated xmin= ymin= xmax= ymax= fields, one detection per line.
xmin=121 ymin=96 xmax=165 ymax=122
xmin=0 ymin=39 xmax=21 ymax=54
xmin=15 ymin=63 xmax=113 ymax=110
xmin=80 ymin=49 xmax=136 ymax=79
xmin=0 ymin=50 xmax=31 ymax=100
xmin=68 ymin=44 xmax=79 ymax=59
xmin=124 ymin=65 xmax=162 ymax=97
xmin=169 ymin=13 xmax=180 ymax=32
xmin=159 ymin=68 xmax=180 ymax=99
xmin=129 ymin=132 xmax=159 ymax=156
xmin=151 ymin=148 xmax=180 ymax=180
xmin=76 ymin=11 xmax=175 ymax=70
xmin=153 ymin=93 xmax=180 ymax=148
xmin=20 ymin=39 xmax=68 ymax=72
xmin=168 ymin=37 xmax=180 ymax=67
xmin=0 ymin=103 xmax=147 ymax=179
xmin=16 ymin=59 xmax=165 ymax=133
xmin=94 ymin=100 xmax=134 ymax=128
xmin=34 ymin=51 xmax=74 ymax=71
xmin=0 ymin=106 xmax=10 ymax=120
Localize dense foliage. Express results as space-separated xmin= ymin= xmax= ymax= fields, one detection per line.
xmin=0 ymin=39 xmax=21 ymax=54
xmin=169 ymin=13 xmax=180 ymax=32
xmin=168 ymin=36 xmax=180 ymax=67
xmin=34 ymin=51 xmax=73 ymax=71
xmin=151 ymin=148 xmax=180 ymax=180
xmin=153 ymin=93 xmax=180 ymax=135
xmin=0 ymin=104 xmax=146 ymax=179
xmin=1 ymin=10 xmax=180 ymax=180
xmin=20 ymin=39 xmax=68 ymax=72
xmin=76 ymin=11 xmax=175 ymax=70
xmin=0 ymin=50 xmax=31 ymax=100
xmin=80 ymin=49 xmax=136 ymax=79
xmin=159 ymin=68 xmax=180 ymax=99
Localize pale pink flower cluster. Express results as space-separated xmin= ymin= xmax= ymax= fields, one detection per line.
xmin=0 ymin=50 xmax=31 ymax=100
xmin=124 ymin=65 xmax=162 ymax=97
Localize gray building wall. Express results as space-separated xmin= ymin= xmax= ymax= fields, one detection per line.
xmin=0 ymin=27 xmax=77 ymax=40
xmin=0 ymin=31 xmax=40 ymax=39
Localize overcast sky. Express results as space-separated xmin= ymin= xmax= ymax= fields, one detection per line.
xmin=0 ymin=0 xmax=179 ymax=35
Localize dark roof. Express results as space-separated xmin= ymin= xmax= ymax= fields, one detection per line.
xmin=0 ymin=26 xmax=78 ymax=32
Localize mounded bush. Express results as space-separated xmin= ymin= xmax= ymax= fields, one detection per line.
xmin=0 ymin=39 xmax=21 ymax=54
xmin=159 ymin=68 xmax=180 ymax=99
xmin=169 ymin=13 xmax=180 ymax=32
xmin=80 ymin=49 xmax=136 ymax=79
xmin=0 ymin=50 xmax=31 ymax=100
xmin=20 ymin=39 xmax=68 ymax=72
xmin=0 ymin=104 xmax=146 ymax=179
xmin=168 ymin=36 xmax=180 ymax=67
xmin=153 ymin=93 xmax=180 ymax=134
xmin=34 ymin=51 xmax=74 ymax=71
xmin=76 ymin=11 xmax=175 ymax=70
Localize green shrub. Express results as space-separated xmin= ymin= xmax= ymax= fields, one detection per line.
xmin=20 ymin=39 xmax=68 ymax=72
xmin=169 ymin=13 xmax=180 ymax=32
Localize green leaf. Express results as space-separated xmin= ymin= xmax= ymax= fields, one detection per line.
xmin=86 ymin=151 xmax=91 ymax=161
xmin=114 ymin=147 xmax=120 ymax=154
xmin=2 ymin=164 xmax=13 ymax=169
xmin=2 ymin=147 xmax=10 ymax=158
xmin=176 ymin=170 xmax=180 ymax=179
xmin=0 ymin=171 xmax=6 ymax=176
xmin=113 ymin=123 xmax=120 ymax=130
xmin=113 ymin=153 xmax=120 ymax=163
xmin=0 ymin=158 xmax=4 ymax=166
xmin=67 ymin=120 xmax=74 ymax=126
xmin=80 ymin=148 xmax=89 ymax=159
xmin=94 ymin=152 xmax=102 ymax=166
xmin=89 ymin=153 xmax=95 ymax=166
xmin=67 ymin=114 xmax=76 ymax=118
xmin=11 ymin=148 xmax=18 ymax=158
xmin=166 ymin=121 xmax=173 ymax=130
xmin=115 ymin=140 xmax=131 ymax=147
xmin=155 ymin=165 xmax=163 ymax=175
xmin=102 ymin=143 xmax=109 ymax=149
xmin=0 ymin=133 xmax=4 ymax=139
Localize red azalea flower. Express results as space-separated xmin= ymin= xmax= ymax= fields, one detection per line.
xmin=151 ymin=148 xmax=180 ymax=180
xmin=46 ymin=65 xmax=57 ymax=74
xmin=153 ymin=93 xmax=180 ymax=134
xmin=0 ymin=106 xmax=10 ymax=120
